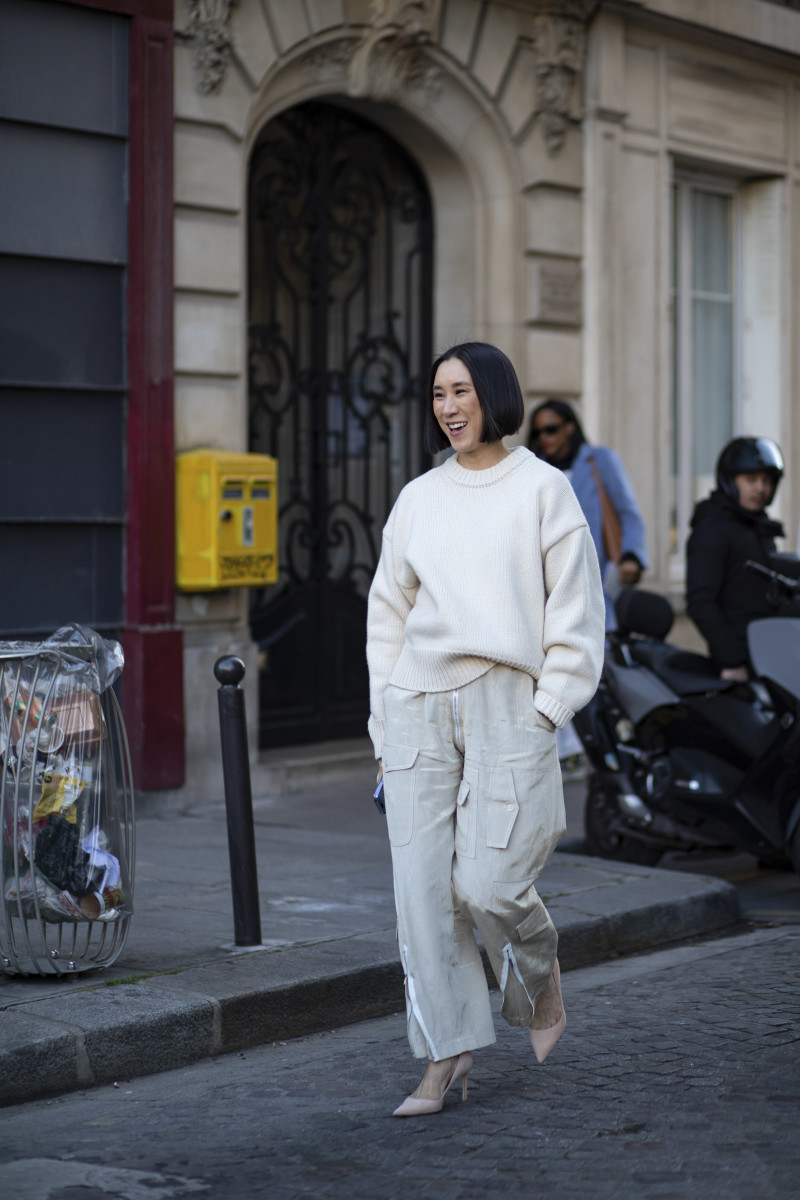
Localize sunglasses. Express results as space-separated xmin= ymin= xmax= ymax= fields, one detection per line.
xmin=531 ymin=421 xmax=566 ymax=440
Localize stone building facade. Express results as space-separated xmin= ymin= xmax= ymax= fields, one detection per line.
xmin=170 ymin=0 xmax=800 ymax=797
xmin=4 ymin=1 xmax=799 ymax=800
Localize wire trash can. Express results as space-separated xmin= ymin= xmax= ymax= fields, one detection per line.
xmin=0 ymin=625 xmax=134 ymax=976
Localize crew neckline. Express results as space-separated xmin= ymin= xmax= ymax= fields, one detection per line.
xmin=442 ymin=445 xmax=529 ymax=487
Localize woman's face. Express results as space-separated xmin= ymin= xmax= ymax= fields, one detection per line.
xmin=432 ymin=357 xmax=485 ymax=457
xmin=531 ymin=407 xmax=575 ymax=463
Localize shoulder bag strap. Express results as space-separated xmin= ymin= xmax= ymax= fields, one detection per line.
xmin=588 ymin=455 xmax=622 ymax=564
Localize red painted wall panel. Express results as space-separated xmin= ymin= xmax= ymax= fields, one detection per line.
xmin=123 ymin=10 xmax=185 ymax=789
xmin=62 ymin=0 xmax=185 ymax=789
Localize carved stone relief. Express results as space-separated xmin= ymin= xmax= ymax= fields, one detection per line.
xmin=347 ymin=0 xmax=443 ymax=101
xmin=181 ymin=0 xmax=238 ymax=95
xmin=530 ymin=3 xmax=598 ymax=155
xmin=179 ymin=0 xmax=443 ymax=104
xmin=176 ymin=0 xmax=595 ymax=155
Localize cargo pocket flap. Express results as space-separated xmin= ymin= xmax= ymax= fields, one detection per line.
xmin=381 ymin=746 xmax=418 ymax=849
xmin=486 ymin=767 xmax=519 ymax=849
xmin=456 ymin=780 xmax=470 ymax=806
xmin=382 ymin=746 xmax=419 ymax=772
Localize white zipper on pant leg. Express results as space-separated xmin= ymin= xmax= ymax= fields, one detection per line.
xmin=500 ymin=942 xmax=536 ymax=1011
xmin=452 ymin=689 xmax=461 ymax=749
xmin=401 ymin=944 xmax=439 ymax=1061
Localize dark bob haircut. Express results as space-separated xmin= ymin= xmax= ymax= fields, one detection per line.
xmin=424 ymin=342 xmax=525 ymax=454
xmin=528 ymin=398 xmax=587 ymax=459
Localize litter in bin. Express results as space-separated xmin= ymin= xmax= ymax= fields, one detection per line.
xmin=0 ymin=624 xmax=134 ymax=975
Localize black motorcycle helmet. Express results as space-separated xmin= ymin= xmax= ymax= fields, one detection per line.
xmin=716 ymin=437 xmax=784 ymax=504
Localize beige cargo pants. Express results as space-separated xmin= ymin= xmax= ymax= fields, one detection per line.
xmin=382 ymin=665 xmax=565 ymax=1062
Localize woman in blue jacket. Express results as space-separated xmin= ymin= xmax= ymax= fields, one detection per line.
xmin=529 ymin=399 xmax=647 ymax=629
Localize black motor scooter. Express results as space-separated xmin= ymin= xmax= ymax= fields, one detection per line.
xmin=573 ymin=557 xmax=800 ymax=877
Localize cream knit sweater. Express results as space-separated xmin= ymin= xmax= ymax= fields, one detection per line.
xmin=366 ymin=446 xmax=605 ymax=759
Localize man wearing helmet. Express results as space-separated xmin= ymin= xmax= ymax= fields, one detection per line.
xmin=686 ymin=437 xmax=785 ymax=681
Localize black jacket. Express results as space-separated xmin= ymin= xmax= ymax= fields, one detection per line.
xmin=686 ymin=491 xmax=784 ymax=670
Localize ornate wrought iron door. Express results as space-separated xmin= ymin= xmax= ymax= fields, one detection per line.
xmin=248 ymin=102 xmax=432 ymax=748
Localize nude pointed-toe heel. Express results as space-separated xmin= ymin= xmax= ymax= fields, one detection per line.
xmin=392 ymin=1051 xmax=472 ymax=1118
xmin=529 ymin=960 xmax=566 ymax=1063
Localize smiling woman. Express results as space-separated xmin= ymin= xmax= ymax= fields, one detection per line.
xmin=426 ymin=342 xmax=526 ymax=469
xmin=366 ymin=341 xmax=607 ymax=1118
xmin=431 ymin=358 xmax=489 ymax=464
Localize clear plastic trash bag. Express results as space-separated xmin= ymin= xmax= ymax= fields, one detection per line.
xmin=0 ymin=626 xmax=134 ymax=976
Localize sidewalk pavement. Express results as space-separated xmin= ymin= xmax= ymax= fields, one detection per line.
xmin=0 ymin=777 xmax=740 ymax=1109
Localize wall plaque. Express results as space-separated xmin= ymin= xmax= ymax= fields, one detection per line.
xmin=530 ymin=259 xmax=582 ymax=326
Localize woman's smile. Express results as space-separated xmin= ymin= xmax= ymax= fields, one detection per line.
xmin=432 ymin=357 xmax=484 ymax=456
xmin=432 ymin=357 xmax=507 ymax=469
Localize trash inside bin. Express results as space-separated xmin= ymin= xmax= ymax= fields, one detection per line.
xmin=0 ymin=624 xmax=134 ymax=976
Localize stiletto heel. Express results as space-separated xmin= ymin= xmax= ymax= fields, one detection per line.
xmin=529 ymin=959 xmax=566 ymax=1063
xmin=392 ymin=1051 xmax=472 ymax=1117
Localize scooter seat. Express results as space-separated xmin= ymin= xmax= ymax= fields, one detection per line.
xmin=628 ymin=642 xmax=734 ymax=696
xmin=616 ymin=589 xmax=674 ymax=640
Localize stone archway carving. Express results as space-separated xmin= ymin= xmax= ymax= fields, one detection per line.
xmin=243 ymin=44 xmax=520 ymax=356
xmin=180 ymin=1 xmax=597 ymax=158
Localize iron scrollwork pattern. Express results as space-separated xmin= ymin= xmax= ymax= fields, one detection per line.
xmin=248 ymin=102 xmax=433 ymax=746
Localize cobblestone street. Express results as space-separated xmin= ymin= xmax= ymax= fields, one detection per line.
xmin=1 ymin=924 xmax=798 ymax=1200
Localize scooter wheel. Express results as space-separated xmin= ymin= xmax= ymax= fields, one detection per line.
xmin=584 ymin=776 xmax=663 ymax=866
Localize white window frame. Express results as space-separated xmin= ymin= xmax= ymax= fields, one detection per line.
xmin=670 ymin=170 xmax=742 ymax=579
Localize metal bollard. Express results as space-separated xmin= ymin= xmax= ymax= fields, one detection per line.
xmin=214 ymin=656 xmax=262 ymax=947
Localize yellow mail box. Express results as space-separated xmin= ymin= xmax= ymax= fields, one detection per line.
xmin=176 ymin=450 xmax=278 ymax=590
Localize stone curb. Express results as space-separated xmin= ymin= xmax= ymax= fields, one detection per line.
xmin=0 ymin=872 xmax=739 ymax=1108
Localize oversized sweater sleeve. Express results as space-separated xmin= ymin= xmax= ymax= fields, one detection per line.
xmin=534 ymin=485 xmax=606 ymax=728
xmin=366 ymin=501 xmax=419 ymax=759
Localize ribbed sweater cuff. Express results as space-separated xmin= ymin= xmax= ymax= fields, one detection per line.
xmin=534 ymin=690 xmax=574 ymax=729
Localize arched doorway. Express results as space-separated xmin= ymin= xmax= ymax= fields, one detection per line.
xmin=247 ymin=100 xmax=433 ymax=748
